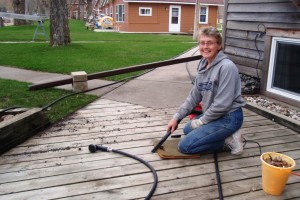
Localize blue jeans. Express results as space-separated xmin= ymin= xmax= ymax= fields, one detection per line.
xmin=178 ymin=108 xmax=243 ymax=154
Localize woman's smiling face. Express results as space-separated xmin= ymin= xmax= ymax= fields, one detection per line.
xmin=199 ymin=35 xmax=222 ymax=64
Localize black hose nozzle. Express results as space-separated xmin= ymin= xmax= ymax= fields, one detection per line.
xmin=89 ymin=144 xmax=110 ymax=153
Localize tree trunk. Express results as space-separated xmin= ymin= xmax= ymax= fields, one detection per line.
xmin=86 ymin=0 xmax=93 ymax=19
xmin=79 ymin=0 xmax=85 ymax=20
xmin=0 ymin=17 xmax=4 ymax=27
xmin=77 ymin=1 xmax=81 ymax=19
xmin=50 ymin=0 xmax=71 ymax=47
xmin=13 ymin=0 xmax=27 ymax=26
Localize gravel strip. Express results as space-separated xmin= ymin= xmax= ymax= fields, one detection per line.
xmin=244 ymin=96 xmax=300 ymax=121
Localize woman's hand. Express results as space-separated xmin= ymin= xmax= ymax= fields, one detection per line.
xmin=166 ymin=119 xmax=178 ymax=133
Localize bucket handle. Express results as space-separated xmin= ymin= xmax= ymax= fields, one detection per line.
xmin=291 ymin=171 xmax=300 ymax=177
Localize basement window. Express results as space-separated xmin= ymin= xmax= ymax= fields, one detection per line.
xmin=139 ymin=7 xmax=152 ymax=16
xmin=267 ymin=37 xmax=300 ymax=101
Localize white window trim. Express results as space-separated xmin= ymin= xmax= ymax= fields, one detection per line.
xmin=267 ymin=37 xmax=300 ymax=101
xmin=139 ymin=7 xmax=152 ymax=16
xmin=199 ymin=6 xmax=208 ymax=24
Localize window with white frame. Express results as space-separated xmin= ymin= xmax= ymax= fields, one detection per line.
xmin=110 ymin=7 xmax=113 ymax=18
xmin=199 ymin=6 xmax=208 ymax=23
xmin=105 ymin=8 xmax=108 ymax=16
xmin=139 ymin=7 xmax=152 ymax=16
xmin=116 ymin=4 xmax=125 ymax=22
xmin=267 ymin=37 xmax=300 ymax=101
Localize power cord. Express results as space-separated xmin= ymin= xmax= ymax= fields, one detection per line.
xmin=243 ymin=138 xmax=262 ymax=155
xmin=251 ymin=23 xmax=266 ymax=93
xmin=254 ymin=23 xmax=266 ymax=80
xmin=41 ymin=68 xmax=155 ymax=111
xmin=185 ymin=48 xmax=199 ymax=85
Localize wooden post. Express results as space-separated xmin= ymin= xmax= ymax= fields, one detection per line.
xmin=193 ymin=0 xmax=200 ymax=41
xmin=71 ymin=71 xmax=88 ymax=92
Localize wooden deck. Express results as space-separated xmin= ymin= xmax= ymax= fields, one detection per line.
xmin=0 ymin=99 xmax=299 ymax=200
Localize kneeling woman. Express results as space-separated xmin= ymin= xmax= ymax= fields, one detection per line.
xmin=166 ymin=26 xmax=245 ymax=155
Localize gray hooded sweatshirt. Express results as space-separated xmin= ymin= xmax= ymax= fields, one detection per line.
xmin=173 ymin=50 xmax=245 ymax=124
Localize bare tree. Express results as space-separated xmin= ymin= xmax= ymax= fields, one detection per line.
xmin=50 ymin=0 xmax=71 ymax=46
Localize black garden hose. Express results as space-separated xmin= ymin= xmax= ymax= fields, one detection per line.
xmin=89 ymin=144 xmax=158 ymax=200
xmin=214 ymin=151 xmax=224 ymax=200
xmin=0 ymin=106 xmax=21 ymax=114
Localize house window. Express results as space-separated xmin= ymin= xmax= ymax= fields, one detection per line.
xmin=139 ymin=7 xmax=152 ymax=16
xmin=110 ymin=7 xmax=113 ymax=18
xmin=116 ymin=4 xmax=125 ymax=22
xmin=105 ymin=8 xmax=108 ymax=16
xmin=267 ymin=37 xmax=300 ymax=101
xmin=199 ymin=6 xmax=208 ymax=24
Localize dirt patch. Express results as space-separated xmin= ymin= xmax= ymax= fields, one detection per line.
xmin=264 ymin=155 xmax=292 ymax=168
xmin=0 ymin=114 xmax=15 ymax=122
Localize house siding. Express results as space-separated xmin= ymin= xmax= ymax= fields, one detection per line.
xmin=127 ymin=3 xmax=168 ymax=32
xmin=126 ymin=3 xmax=196 ymax=33
xmin=101 ymin=1 xmax=221 ymax=33
xmin=181 ymin=5 xmax=195 ymax=33
xmin=112 ymin=0 xmax=129 ymax=31
xmin=126 ymin=4 xmax=219 ymax=33
xmin=223 ymin=0 xmax=300 ymax=105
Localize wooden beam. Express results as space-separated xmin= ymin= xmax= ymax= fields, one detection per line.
xmin=28 ymin=55 xmax=202 ymax=91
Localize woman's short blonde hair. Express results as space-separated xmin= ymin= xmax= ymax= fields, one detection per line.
xmin=199 ymin=26 xmax=222 ymax=45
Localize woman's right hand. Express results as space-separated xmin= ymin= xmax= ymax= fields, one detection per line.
xmin=166 ymin=119 xmax=178 ymax=133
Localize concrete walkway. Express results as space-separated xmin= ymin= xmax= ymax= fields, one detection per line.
xmin=0 ymin=47 xmax=200 ymax=109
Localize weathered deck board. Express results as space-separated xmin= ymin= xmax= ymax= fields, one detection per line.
xmin=0 ymin=99 xmax=299 ymax=200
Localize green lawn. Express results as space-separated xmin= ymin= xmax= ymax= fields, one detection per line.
xmin=0 ymin=20 xmax=196 ymax=80
xmin=0 ymin=79 xmax=97 ymax=123
xmin=0 ymin=19 xmax=197 ymax=123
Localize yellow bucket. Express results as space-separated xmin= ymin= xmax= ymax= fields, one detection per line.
xmin=261 ymin=152 xmax=295 ymax=196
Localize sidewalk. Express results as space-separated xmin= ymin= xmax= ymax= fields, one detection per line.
xmin=103 ymin=47 xmax=199 ymax=108
xmin=0 ymin=47 xmax=200 ymax=109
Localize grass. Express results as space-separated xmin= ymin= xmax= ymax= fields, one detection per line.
xmin=0 ymin=19 xmax=197 ymax=123
xmin=0 ymin=41 xmax=194 ymax=79
xmin=0 ymin=20 xmax=196 ymax=80
xmin=0 ymin=79 xmax=97 ymax=123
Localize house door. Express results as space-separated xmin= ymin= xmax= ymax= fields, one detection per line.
xmin=169 ymin=5 xmax=181 ymax=32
